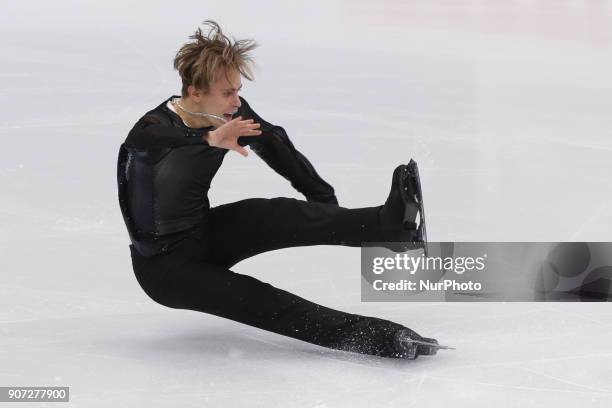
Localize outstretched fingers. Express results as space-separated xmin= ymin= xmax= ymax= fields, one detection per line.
xmin=239 ymin=120 xmax=262 ymax=136
xmin=232 ymin=144 xmax=249 ymax=157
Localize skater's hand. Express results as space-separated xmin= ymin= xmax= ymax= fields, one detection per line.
xmin=206 ymin=117 xmax=262 ymax=157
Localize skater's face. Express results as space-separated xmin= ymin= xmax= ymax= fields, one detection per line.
xmin=186 ymin=68 xmax=243 ymax=125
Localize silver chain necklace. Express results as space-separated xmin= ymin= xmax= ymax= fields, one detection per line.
xmin=171 ymin=97 xmax=228 ymax=124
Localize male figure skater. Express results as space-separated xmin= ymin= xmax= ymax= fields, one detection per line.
xmin=118 ymin=20 xmax=441 ymax=359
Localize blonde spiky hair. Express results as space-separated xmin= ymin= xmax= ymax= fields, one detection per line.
xmin=173 ymin=20 xmax=258 ymax=97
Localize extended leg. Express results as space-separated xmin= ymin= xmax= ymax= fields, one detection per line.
xmin=206 ymin=198 xmax=387 ymax=267
xmin=131 ymin=245 xmax=410 ymax=358
xmin=206 ymin=160 xmax=427 ymax=268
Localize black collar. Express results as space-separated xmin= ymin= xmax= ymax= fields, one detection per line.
xmin=159 ymin=95 xmax=215 ymax=131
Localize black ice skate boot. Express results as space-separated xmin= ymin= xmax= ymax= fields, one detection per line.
xmin=393 ymin=328 xmax=451 ymax=360
xmin=379 ymin=159 xmax=428 ymax=255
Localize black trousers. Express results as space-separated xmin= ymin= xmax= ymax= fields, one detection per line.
xmin=130 ymin=197 xmax=407 ymax=358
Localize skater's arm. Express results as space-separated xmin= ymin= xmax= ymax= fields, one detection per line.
xmin=125 ymin=114 xmax=211 ymax=150
xmin=236 ymin=97 xmax=339 ymax=205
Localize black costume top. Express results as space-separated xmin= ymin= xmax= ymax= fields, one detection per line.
xmin=117 ymin=96 xmax=338 ymax=256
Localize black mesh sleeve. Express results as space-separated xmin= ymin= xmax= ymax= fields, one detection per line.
xmin=236 ymin=97 xmax=339 ymax=205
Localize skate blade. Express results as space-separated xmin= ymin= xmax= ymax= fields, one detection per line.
xmin=404 ymin=160 xmax=428 ymax=257
xmin=408 ymin=339 xmax=456 ymax=350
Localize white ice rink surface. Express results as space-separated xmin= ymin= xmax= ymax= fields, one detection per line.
xmin=2 ymin=1 xmax=612 ymax=406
